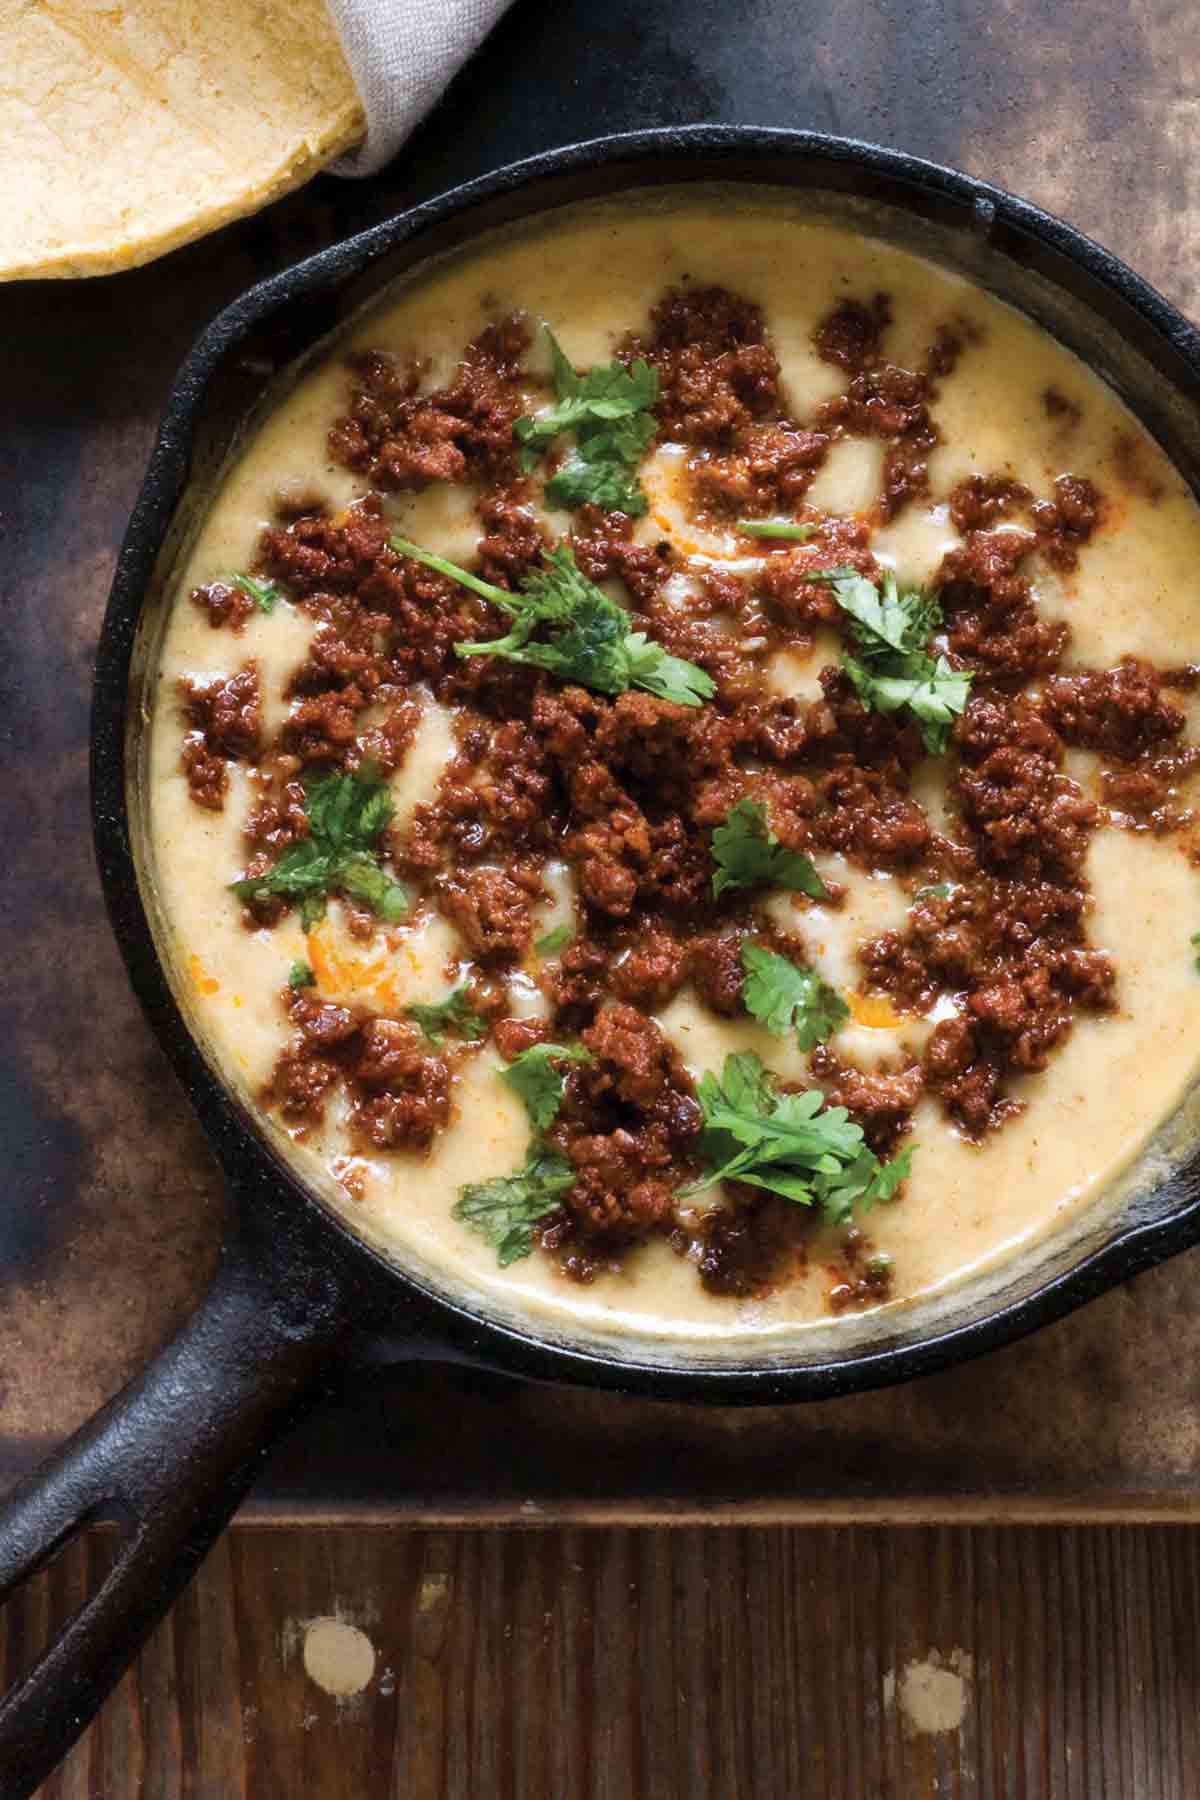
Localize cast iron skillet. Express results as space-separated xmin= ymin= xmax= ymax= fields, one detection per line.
xmin=3 ymin=125 xmax=1200 ymax=1792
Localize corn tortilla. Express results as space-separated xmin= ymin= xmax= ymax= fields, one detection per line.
xmin=0 ymin=0 xmax=365 ymax=281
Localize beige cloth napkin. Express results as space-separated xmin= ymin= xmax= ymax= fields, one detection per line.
xmin=325 ymin=0 xmax=513 ymax=177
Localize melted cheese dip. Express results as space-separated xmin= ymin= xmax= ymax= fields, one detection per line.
xmin=145 ymin=191 xmax=1200 ymax=1358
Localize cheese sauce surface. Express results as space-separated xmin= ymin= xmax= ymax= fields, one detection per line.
xmin=145 ymin=191 xmax=1200 ymax=1357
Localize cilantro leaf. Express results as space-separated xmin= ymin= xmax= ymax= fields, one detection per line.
xmin=864 ymin=1145 xmax=913 ymax=1207
xmin=818 ymin=567 xmax=971 ymax=754
xmin=545 ymin=411 xmax=657 ymax=515
xmin=231 ymin=767 xmax=409 ymax=926
xmin=514 ymin=328 xmax=658 ymax=455
xmin=915 ymin=882 xmax=953 ymax=900
xmin=735 ymin=519 xmax=815 ymax=541
xmin=500 ymin=1041 xmax=592 ymax=1131
xmin=406 ymin=984 xmax=487 ymax=1048
xmin=741 ymin=943 xmax=849 ymax=1049
xmin=842 ymin=652 xmax=972 ymax=756
xmin=536 ymin=922 xmax=574 ymax=957
xmin=234 ymin=837 xmax=334 ymax=930
xmin=621 ymin=630 xmax=715 ymax=706
xmin=303 ymin=767 xmax=392 ymax=849
xmin=229 ymin=572 xmax=282 ymax=614
xmin=680 ymin=1051 xmax=913 ymax=1226
xmin=825 ymin=567 xmax=941 ymax=658
xmin=335 ymin=853 xmax=410 ymax=922
xmin=713 ymin=1048 xmax=778 ymax=1116
xmin=820 ymin=1144 xmax=915 ymax=1227
xmin=454 ymin=1144 xmax=575 ymax=1266
xmin=515 ymin=327 xmax=658 ymax=514
xmin=1192 ymin=931 xmax=1200 ymax=973
xmin=391 ymin=536 xmax=714 ymax=708
xmin=288 ymin=960 xmax=315 ymax=990
xmin=710 ymin=798 xmax=828 ymax=901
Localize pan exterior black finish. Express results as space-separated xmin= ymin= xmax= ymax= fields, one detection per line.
xmin=4 ymin=127 xmax=1200 ymax=1792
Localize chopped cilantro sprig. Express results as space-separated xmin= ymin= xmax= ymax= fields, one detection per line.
xmin=842 ymin=655 xmax=972 ymax=756
xmin=454 ymin=1145 xmax=575 ymax=1267
xmin=229 ymin=572 xmax=282 ymax=614
xmin=406 ymin=984 xmax=487 ymax=1048
xmin=680 ymin=1051 xmax=913 ymax=1226
xmin=735 ymin=519 xmax=815 ymax=542
xmin=515 ymin=327 xmax=659 ymax=515
xmin=500 ymin=1041 xmax=592 ymax=1131
xmin=455 ymin=1037 xmax=594 ymax=1263
xmin=231 ymin=767 xmax=409 ymax=930
xmin=390 ymin=536 xmax=714 ymax=707
xmin=741 ymin=944 xmax=848 ymax=1050
xmin=817 ymin=567 xmax=972 ymax=755
xmin=711 ymin=798 xmax=828 ymax=901
xmin=535 ymin=922 xmax=574 ymax=957
xmin=826 ymin=567 xmax=942 ymax=656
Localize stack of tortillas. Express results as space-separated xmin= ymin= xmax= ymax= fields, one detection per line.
xmin=0 ymin=0 xmax=366 ymax=280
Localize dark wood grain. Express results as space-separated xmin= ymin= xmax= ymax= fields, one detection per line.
xmin=2 ymin=1524 xmax=1196 ymax=1798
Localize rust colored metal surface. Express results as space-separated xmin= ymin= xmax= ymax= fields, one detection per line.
xmin=3 ymin=0 xmax=1199 ymax=1521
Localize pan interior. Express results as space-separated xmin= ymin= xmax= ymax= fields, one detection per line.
xmin=124 ymin=173 xmax=1200 ymax=1374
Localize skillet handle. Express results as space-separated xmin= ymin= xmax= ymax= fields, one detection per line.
xmin=0 ymin=1201 xmax=364 ymax=1798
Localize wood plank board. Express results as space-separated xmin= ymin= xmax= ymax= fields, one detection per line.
xmin=4 ymin=0 xmax=1200 ymax=1525
xmin=6 ymin=1523 xmax=1198 ymax=1798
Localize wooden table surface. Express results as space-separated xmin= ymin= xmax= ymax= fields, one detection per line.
xmin=6 ymin=0 xmax=1200 ymax=1790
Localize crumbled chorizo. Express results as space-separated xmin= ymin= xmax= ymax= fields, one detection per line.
xmin=328 ymin=315 xmax=532 ymax=490
xmin=607 ymin=930 xmax=688 ymax=1008
xmin=812 ymin=760 xmax=931 ymax=868
xmin=570 ymin=507 xmax=677 ymax=607
xmin=580 ymin=1003 xmax=693 ymax=1116
xmin=1031 ymin=473 xmax=1102 ymax=570
xmin=688 ymin=1194 xmax=811 ymax=1298
xmin=955 ymin=697 xmax=1097 ymax=879
xmin=814 ymin=295 xmax=892 ymax=372
xmin=405 ymin=719 xmax=556 ymax=869
xmin=265 ymin=996 xmax=453 ymax=1150
xmin=688 ymin=931 xmax=747 ymax=1016
xmin=279 ymin=686 xmax=365 ymax=765
xmin=539 ymin=1006 xmax=700 ymax=1268
xmin=862 ymin=855 xmax=1115 ymax=1135
xmin=436 ymin=867 xmax=534 ymax=961
xmin=265 ymin=1047 xmax=342 ymax=1127
xmin=549 ymin=937 xmax=611 ymax=1028
xmin=350 ymin=1019 xmax=451 ymax=1150
xmin=816 ymin=351 xmax=939 ymax=520
xmin=949 ymin=474 xmax=1031 ymax=534
xmin=1041 ymin=657 xmax=1185 ymax=760
xmin=939 ymin=530 xmax=1069 ymax=680
xmin=756 ymin=549 xmax=843 ymax=632
xmin=636 ymin=285 xmax=781 ymax=443
xmin=475 ymin=486 xmax=546 ymax=589
xmin=179 ymin=665 xmax=261 ymax=759
xmin=809 ymin=1048 xmax=923 ymax=1155
xmin=190 ymin=578 xmax=255 ymax=633
xmin=180 ymin=734 xmax=228 ymax=811
xmin=556 ymin=1131 xmax=678 ymax=1246
xmin=689 ymin=422 xmax=830 ymax=518
xmin=178 ymin=664 xmax=261 ymax=808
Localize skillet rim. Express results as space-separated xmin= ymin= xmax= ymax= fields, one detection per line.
xmin=92 ymin=123 xmax=1200 ymax=1405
